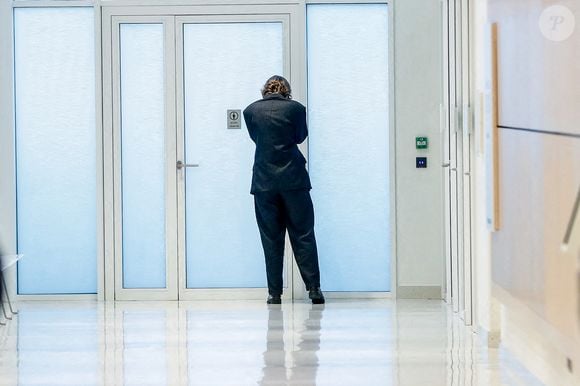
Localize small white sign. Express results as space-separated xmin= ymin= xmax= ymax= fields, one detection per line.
xmin=227 ymin=109 xmax=242 ymax=129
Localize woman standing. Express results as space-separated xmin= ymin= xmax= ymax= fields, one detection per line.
xmin=243 ymin=75 xmax=324 ymax=305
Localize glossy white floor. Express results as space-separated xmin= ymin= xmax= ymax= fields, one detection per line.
xmin=0 ymin=299 xmax=542 ymax=386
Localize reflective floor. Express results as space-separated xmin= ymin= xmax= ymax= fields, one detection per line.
xmin=0 ymin=300 xmax=542 ymax=385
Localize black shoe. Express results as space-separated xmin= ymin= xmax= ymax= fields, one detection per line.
xmin=309 ymin=288 xmax=325 ymax=304
xmin=267 ymin=295 xmax=281 ymax=304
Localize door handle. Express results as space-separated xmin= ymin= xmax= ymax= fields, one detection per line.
xmin=176 ymin=160 xmax=200 ymax=169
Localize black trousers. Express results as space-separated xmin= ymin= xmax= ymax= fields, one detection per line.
xmin=253 ymin=189 xmax=321 ymax=295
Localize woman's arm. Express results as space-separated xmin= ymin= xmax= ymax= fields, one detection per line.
xmin=295 ymin=105 xmax=308 ymax=144
xmin=243 ymin=108 xmax=257 ymax=143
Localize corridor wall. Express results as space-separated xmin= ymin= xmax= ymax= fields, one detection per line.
xmin=475 ymin=0 xmax=580 ymax=383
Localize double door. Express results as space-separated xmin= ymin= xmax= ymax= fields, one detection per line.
xmin=103 ymin=8 xmax=298 ymax=300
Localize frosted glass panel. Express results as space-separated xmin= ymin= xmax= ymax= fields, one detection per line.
xmin=183 ymin=23 xmax=283 ymax=288
xmin=307 ymin=5 xmax=390 ymax=291
xmin=120 ymin=24 xmax=166 ymax=289
xmin=14 ymin=8 xmax=97 ymax=294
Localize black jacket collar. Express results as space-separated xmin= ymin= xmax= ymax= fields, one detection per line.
xmin=263 ymin=93 xmax=288 ymax=100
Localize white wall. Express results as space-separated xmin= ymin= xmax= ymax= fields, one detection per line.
xmin=394 ymin=0 xmax=445 ymax=298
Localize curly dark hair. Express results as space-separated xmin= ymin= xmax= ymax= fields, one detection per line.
xmin=261 ymin=75 xmax=292 ymax=99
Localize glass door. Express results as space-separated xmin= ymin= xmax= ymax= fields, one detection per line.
xmin=175 ymin=15 xmax=292 ymax=300
xmin=110 ymin=16 xmax=178 ymax=300
xmin=104 ymin=10 xmax=295 ymax=300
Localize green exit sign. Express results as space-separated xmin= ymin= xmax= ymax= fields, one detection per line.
xmin=416 ymin=136 xmax=428 ymax=149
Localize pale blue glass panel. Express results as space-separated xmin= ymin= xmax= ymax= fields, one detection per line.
xmin=307 ymin=5 xmax=391 ymax=291
xmin=183 ymin=23 xmax=283 ymax=288
xmin=120 ymin=24 xmax=166 ymax=289
xmin=14 ymin=8 xmax=97 ymax=294
xmin=123 ymin=310 xmax=167 ymax=385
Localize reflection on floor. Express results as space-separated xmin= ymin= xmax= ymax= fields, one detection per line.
xmin=0 ymin=300 xmax=542 ymax=385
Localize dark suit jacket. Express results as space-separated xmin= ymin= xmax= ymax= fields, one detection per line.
xmin=243 ymin=93 xmax=311 ymax=194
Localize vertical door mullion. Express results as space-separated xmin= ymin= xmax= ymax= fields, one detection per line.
xmin=456 ymin=0 xmax=466 ymax=318
xmin=294 ymin=4 xmax=308 ymax=300
xmin=448 ymin=0 xmax=460 ymax=313
xmin=165 ymin=16 xmax=178 ymax=300
xmin=175 ymin=18 xmax=186 ymax=299
xmin=285 ymin=12 xmax=304 ymax=301
xmin=111 ymin=17 xmax=123 ymax=299
xmin=102 ymin=9 xmax=115 ymax=301
xmin=441 ymin=0 xmax=452 ymax=305
xmin=453 ymin=0 xmax=462 ymax=317
xmin=461 ymin=0 xmax=473 ymax=326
